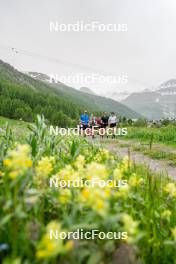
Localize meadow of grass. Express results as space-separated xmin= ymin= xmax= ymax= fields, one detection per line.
xmin=124 ymin=126 xmax=176 ymax=147
xmin=0 ymin=116 xmax=176 ymax=264
xmin=0 ymin=116 xmax=30 ymax=142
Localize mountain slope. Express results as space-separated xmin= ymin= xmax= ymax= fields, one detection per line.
xmin=103 ymin=91 xmax=130 ymax=102
xmin=79 ymin=87 xmax=95 ymax=95
xmin=25 ymin=69 xmax=140 ymax=118
xmin=0 ymin=60 xmax=140 ymax=126
xmin=122 ymin=79 xmax=176 ymax=119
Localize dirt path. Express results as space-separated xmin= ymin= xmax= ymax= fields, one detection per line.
xmin=117 ymin=139 xmax=176 ymax=154
xmin=99 ymin=139 xmax=176 ymax=179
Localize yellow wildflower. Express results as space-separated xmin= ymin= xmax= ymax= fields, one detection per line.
xmin=122 ymin=214 xmax=138 ymax=243
xmin=95 ymin=200 xmax=104 ymax=210
xmin=129 ymin=173 xmax=144 ymax=187
xmin=80 ymin=187 xmax=108 ymax=215
xmin=35 ymin=156 xmax=55 ymax=187
xmin=82 ymin=188 xmax=89 ymax=199
xmin=36 ymin=221 xmax=72 ymax=259
xmin=113 ymin=168 xmax=123 ymax=180
xmin=161 ymin=210 xmax=172 ymax=219
xmin=58 ymin=165 xmax=75 ymax=181
xmin=3 ymin=159 xmax=11 ymax=167
xmin=85 ymin=162 xmax=108 ymax=180
xmin=36 ymin=234 xmax=62 ymax=259
xmin=115 ymin=184 xmax=129 ymax=199
xmin=171 ymin=227 xmax=176 ymax=240
xmin=36 ymin=156 xmax=55 ymax=178
xmin=65 ymin=240 xmax=74 ymax=250
xmin=100 ymin=148 xmax=110 ymax=158
xmin=9 ymin=171 xmax=18 ymax=180
xmin=164 ymin=183 xmax=176 ymax=198
xmin=58 ymin=189 xmax=72 ymax=204
xmin=73 ymin=155 xmax=85 ymax=170
xmin=3 ymin=144 xmax=32 ymax=179
xmin=26 ymin=159 xmax=33 ymax=168
xmin=120 ymin=156 xmax=131 ymax=172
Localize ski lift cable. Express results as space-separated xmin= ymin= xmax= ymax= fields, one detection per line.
xmin=0 ymin=45 xmax=153 ymax=88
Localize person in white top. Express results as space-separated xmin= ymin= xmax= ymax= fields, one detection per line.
xmin=108 ymin=112 xmax=118 ymax=138
xmin=108 ymin=112 xmax=117 ymax=127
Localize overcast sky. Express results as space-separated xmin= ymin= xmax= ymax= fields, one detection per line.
xmin=0 ymin=0 xmax=176 ymax=94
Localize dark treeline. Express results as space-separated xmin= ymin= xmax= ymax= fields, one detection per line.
xmin=0 ymin=80 xmax=85 ymax=126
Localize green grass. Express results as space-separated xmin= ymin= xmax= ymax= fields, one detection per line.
xmin=0 ymin=116 xmax=30 ymax=142
xmin=124 ymin=126 xmax=176 ymax=148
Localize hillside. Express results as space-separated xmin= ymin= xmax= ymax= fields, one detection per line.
xmin=122 ymin=79 xmax=176 ymax=119
xmin=26 ymin=70 xmax=140 ymax=118
xmin=79 ymin=87 xmax=95 ymax=95
xmin=0 ymin=60 xmax=140 ymax=126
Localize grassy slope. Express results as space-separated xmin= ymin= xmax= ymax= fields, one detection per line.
xmin=0 ymin=116 xmax=29 ymax=141
xmin=0 ymin=60 xmax=141 ymax=118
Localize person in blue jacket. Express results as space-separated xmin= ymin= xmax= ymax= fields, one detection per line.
xmin=80 ymin=110 xmax=89 ymax=130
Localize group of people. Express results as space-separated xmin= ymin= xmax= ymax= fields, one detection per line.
xmin=79 ymin=110 xmax=118 ymax=131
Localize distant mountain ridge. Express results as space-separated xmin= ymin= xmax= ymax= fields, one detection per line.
xmin=103 ymin=91 xmax=130 ymax=102
xmin=79 ymin=87 xmax=95 ymax=95
xmin=122 ymin=79 xmax=176 ymax=119
xmin=0 ymin=60 xmax=141 ymax=122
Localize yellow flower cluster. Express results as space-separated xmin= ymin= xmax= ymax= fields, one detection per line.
xmin=55 ymin=158 xmax=130 ymax=212
xmin=93 ymin=148 xmax=114 ymax=163
xmin=120 ymin=156 xmax=131 ymax=173
xmin=129 ymin=173 xmax=144 ymax=187
xmin=122 ymin=214 xmax=139 ymax=243
xmin=36 ymin=156 xmax=55 ymax=177
xmin=80 ymin=187 xmax=110 ymax=215
xmin=85 ymin=162 xmax=108 ymax=180
xmin=171 ymin=227 xmax=176 ymax=240
xmin=35 ymin=156 xmax=55 ymax=187
xmin=161 ymin=210 xmax=172 ymax=220
xmin=3 ymin=144 xmax=32 ymax=179
xmin=55 ymin=160 xmax=111 ymax=213
xmin=73 ymin=155 xmax=85 ymax=170
xmin=113 ymin=167 xmax=123 ymax=180
xmin=114 ymin=184 xmax=129 ymax=199
xmin=36 ymin=221 xmax=73 ymax=259
xmin=58 ymin=165 xmax=81 ymax=182
xmin=164 ymin=183 xmax=176 ymax=198
xmin=58 ymin=189 xmax=72 ymax=204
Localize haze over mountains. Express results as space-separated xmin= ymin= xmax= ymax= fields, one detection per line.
xmin=26 ymin=71 xmax=141 ymax=118
xmin=26 ymin=69 xmax=176 ymax=120
xmin=103 ymin=91 xmax=130 ymax=102
xmin=79 ymin=87 xmax=95 ymax=95
xmin=26 ymin=70 xmax=176 ymax=120
xmin=122 ymin=79 xmax=176 ymax=119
